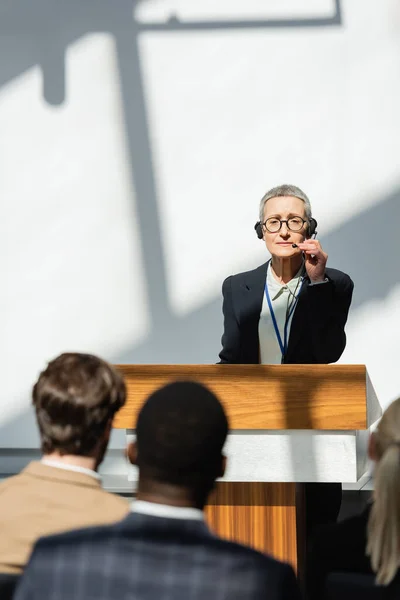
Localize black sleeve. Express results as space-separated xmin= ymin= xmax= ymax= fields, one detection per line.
xmin=278 ymin=563 xmax=303 ymax=600
xmin=304 ymin=274 xmax=354 ymax=363
xmin=218 ymin=276 xmax=241 ymax=363
xmin=306 ymin=509 xmax=371 ymax=600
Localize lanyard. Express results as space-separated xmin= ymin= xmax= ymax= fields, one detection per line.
xmin=264 ymin=278 xmax=304 ymax=362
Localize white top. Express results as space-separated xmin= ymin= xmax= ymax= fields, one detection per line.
xmin=131 ymin=500 xmax=204 ymax=521
xmin=41 ymin=458 xmax=101 ymax=481
xmin=259 ymin=262 xmax=304 ymax=364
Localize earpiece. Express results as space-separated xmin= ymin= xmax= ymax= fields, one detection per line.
xmin=254 ymin=217 xmax=318 ymax=239
xmin=254 ymin=221 xmax=263 ymax=239
xmin=308 ymin=217 xmax=318 ymax=238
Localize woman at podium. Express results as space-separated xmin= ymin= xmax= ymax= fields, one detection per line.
xmin=219 ymin=183 xmax=353 ymax=366
xmin=218 ymin=183 xmax=354 ymax=530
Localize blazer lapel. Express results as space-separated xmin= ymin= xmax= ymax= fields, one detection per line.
xmin=240 ymin=261 xmax=269 ymax=363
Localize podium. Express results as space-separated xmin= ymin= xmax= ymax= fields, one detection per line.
xmin=113 ymin=364 xmax=381 ymax=571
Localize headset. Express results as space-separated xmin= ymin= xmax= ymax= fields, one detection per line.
xmin=254 ymin=217 xmax=318 ymax=240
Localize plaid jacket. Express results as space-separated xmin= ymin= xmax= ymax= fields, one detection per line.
xmin=15 ymin=512 xmax=301 ymax=600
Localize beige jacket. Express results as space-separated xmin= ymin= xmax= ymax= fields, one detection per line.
xmin=0 ymin=461 xmax=130 ymax=574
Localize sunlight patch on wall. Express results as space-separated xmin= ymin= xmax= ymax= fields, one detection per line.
xmin=138 ymin=0 xmax=400 ymax=317
xmin=340 ymin=283 xmax=400 ymax=411
xmin=0 ymin=33 xmax=149 ymax=435
xmin=135 ymin=0 xmax=336 ymax=22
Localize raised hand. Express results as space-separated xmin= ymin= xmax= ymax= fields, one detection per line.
xmin=296 ymin=240 xmax=328 ymax=283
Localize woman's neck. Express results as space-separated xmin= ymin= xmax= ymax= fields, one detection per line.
xmin=271 ymin=255 xmax=303 ymax=284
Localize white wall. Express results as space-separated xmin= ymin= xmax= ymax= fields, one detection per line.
xmin=1 ymin=0 xmax=400 ymax=455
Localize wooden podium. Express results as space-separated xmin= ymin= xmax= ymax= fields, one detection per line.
xmin=113 ymin=364 xmax=381 ymax=571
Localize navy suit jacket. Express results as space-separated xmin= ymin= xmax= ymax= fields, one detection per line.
xmin=15 ymin=512 xmax=301 ymax=600
xmin=219 ymin=261 xmax=354 ymax=364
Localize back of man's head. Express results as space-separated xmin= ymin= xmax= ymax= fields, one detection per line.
xmin=135 ymin=381 xmax=229 ymax=495
xmin=33 ymin=353 xmax=126 ymax=457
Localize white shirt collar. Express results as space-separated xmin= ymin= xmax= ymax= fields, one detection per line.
xmin=41 ymin=458 xmax=101 ymax=481
xmin=131 ymin=500 xmax=204 ymax=521
xmin=267 ymin=261 xmax=304 ymax=300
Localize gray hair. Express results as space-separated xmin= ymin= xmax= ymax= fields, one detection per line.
xmin=259 ymin=184 xmax=312 ymax=223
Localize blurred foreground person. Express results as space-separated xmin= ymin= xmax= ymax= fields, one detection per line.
xmin=307 ymin=396 xmax=400 ymax=599
xmin=16 ymin=381 xmax=301 ymax=600
xmin=0 ymin=353 xmax=129 ymax=574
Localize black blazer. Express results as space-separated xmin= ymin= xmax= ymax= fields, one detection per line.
xmin=307 ymin=505 xmax=372 ymax=599
xmin=307 ymin=504 xmax=400 ymax=599
xmin=219 ymin=261 xmax=354 ymax=364
xmin=14 ymin=512 xmax=302 ymax=600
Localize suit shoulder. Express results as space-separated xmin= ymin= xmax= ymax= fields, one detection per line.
xmin=96 ymin=488 xmax=130 ymax=513
xmin=224 ymin=262 xmax=269 ymax=286
xmin=34 ymin=519 xmax=124 ymax=552
xmin=211 ymin=535 xmax=293 ymax=574
xmin=0 ymin=473 xmax=16 ymax=490
xmin=0 ymin=471 xmax=25 ymax=494
xmin=325 ymin=267 xmax=353 ymax=287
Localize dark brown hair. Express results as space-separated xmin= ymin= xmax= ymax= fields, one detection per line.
xmin=33 ymin=353 xmax=126 ymax=456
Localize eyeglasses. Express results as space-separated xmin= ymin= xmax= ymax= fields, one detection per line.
xmin=263 ymin=217 xmax=306 ymax=233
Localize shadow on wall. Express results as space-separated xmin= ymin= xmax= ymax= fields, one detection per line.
xmin=0 ymin=0 xmax=344 ymax=450
xmin=0 ymin=0 xmax=398 ymax=482
xmin=322 ymin=188 xmax=400 ymax=312
xmin=2 ymin=0 xmax=395 ymax=483
xmin=1 ymin=0 xmax=397 ymax=484
xmin=0 ymin=0 xmax=343 ymax=325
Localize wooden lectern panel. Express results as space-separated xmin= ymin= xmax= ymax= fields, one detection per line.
xmin=113 ymin=364 xmax=367 ymax=430
xmin=205 ymin=482 xmax=298 ymax=570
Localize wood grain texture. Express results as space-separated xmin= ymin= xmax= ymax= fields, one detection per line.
xmin=205 ymin=482 xmax=298 ymax=570
xmin=113 ymin=364 xmax=368 ymax=430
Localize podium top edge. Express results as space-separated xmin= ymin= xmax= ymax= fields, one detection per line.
xmin=114 ymin=364 xmax=367 ymax=368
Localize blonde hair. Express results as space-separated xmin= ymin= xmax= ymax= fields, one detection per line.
xmin=366 ymin=397 xmax=400 ymax=585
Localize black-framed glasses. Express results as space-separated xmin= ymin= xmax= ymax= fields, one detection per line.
xmin=263 ymin=217 xmax=306 ymax=233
